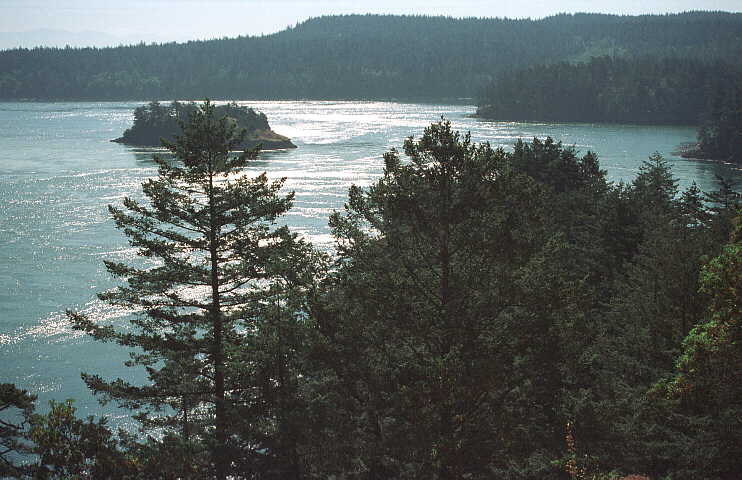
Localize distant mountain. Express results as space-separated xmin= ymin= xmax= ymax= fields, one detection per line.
xmin=1 ymin=12 xmax=741 ymax=101
xmin=0 ymin=29 xmax=153 ymax=50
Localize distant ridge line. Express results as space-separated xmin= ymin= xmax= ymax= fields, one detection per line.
xmin=1 ymin=12 xmax=740 ymax=101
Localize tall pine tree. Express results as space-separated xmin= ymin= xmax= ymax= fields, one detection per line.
xmin=312 ymin=122 xmax=605 ymax=479
xmin=70 ymin=101 xmax=308 ymax=479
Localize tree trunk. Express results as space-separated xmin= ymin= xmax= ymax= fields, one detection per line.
xmin=209 ymin=171 xmax=227 ymax=480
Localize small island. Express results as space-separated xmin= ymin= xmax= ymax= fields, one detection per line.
xmin=113 ymin=101 xmax=296 ymax=150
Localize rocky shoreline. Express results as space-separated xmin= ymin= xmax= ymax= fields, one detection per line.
xmin=673 ymin=141 xmax=741 ymax=166
xmin=112 ymin=129 xmax=296 ymax=150
xmin=112 ymin=101 xmax=297 ymax=151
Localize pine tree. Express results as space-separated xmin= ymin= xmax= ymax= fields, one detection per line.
xmin=28 ymin=400 xmax=132 ymax=479
xmin=312 ymin=122 xmax=598 ymax=478
xmin=651 ymin=208 xmax=742 ymax=479
xmin=1 ymin=384 xmax=36 ymax=478
xmin=70 ymin=100 xmax=308 ymax=479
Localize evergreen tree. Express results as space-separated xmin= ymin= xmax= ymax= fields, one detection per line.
xmin=0 ymin=384 xmax=36 ymax=478
xmin=228 ymin=240 xmax=325 ymax=480
xmin=2 ymin=13 xmax=741 ymax=101
xmin=653 ymin=208 xmax=742 ymax=479
xmin=1 ymin=388 xmax=135 ymax=479
xmin=579 ymin=158 xmax=738 ymax=477
xmin=704 ymin=176 xmax=742 ymax=244
xmin=697 ymin=77 xmax=742 ymax=164
xmin=28 ymin=400 xmax=132 ymax=479
xmin=309 ymin=126 xmax=734 ymax=479
xmin=70 ymin=100 xmax=309 ymax=479
xmin=311 ymin=122 xmax=615 ymax=478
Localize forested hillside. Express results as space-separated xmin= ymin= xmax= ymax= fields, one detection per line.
xmin=476 ymin=56 xmax=742 ymax=163
xmin=694 ymin=76 xmax=742 ymax=164
xmin=476 ymin=57 xmax=739 ymax=124
xmin=1 ymin=12 xmax=741 ymax=101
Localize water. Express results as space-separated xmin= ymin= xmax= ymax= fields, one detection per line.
xmin=1 ymin=101 xmax=740 ymax=424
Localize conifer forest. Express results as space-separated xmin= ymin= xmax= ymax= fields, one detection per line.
xmin=1 ymin=10 xmax=741 ymax=480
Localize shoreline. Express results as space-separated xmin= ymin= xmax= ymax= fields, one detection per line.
xmin=672 ymin=142 xmax=741 ymax=167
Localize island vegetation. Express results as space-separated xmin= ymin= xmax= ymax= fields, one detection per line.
xmin=3 ymin=13 xmax=740 ymax=163
xmin=113 ymin=101 xmax=296 ymax=149
xmin=2 ymin=102 xmax=740 ymax=479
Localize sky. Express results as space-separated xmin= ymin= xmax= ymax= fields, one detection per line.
xmin=1 ymin=0 xmax=741 ymax=47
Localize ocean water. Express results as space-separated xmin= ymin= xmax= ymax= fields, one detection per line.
xmin=1 ymin=101 xmax=739 ymax=425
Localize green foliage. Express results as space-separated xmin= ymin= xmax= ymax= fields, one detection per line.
xmin=7 ymin=115 xmax=737 ymax=477
xmin=581 ymin=160 xmax=739 ymax=478
xmin=632 ymin=153 xmax=678 ymax=207
xmin=477 ymin=56 xmax=739 ymax=126
xmin=1 ymin=13 xmax=741 ymax=100
xmin=226 ymin=242 xmax=326 ymax=480
xmin=0 ymin=384 xmax=36 ymax=477
xmin=28 ymin=400 xmax=133 ymax=479
xmin=310 ymin=121 xmax=627 ymax=478
xmin=116 ymin=100 xmax=272 ymax=147
xmin=69 ymin=100 xmax=315 ymax=479
xmin=307 ymin=124 xmax=740 ymax=479
xmin=1 ymin=392 xmax=140 ymax=480
xmin=696 ymin=78 xmax=742 ymax=164
xmin=652 ymin=208 xmax=742 ymax=479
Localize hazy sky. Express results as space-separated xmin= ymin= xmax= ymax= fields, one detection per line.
xmin=2 ymin=0 xmax=741 ymax=45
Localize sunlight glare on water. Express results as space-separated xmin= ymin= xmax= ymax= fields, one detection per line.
xmin=0 ymin=100 xmax=739 ymax=423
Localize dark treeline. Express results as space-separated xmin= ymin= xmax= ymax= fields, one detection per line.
xmin=113 ymin=101 xmax=295 ymax=149
xmin=2 ymin=104 xmax=740 ymax=479
xmin=1 ymin=12 xmax=742 ymax=101
xmin=477 ymin=56 xmax=742 ymax=163
xmin=116 ymin=101 xmax=267 ymax=144
xmin=694 ymin=77 xmax=742 ymax=164
xmin=476 ymin=56 xmax=738 ymax=124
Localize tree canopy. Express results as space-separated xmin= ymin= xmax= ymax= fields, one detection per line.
xmin=3 ymin=115 xmax=741 ymax=479
xmin=477 ymin=56 xmax=739 ymax=125
xmin=1 ymin=12 xmax=741 ymax=101
xmin=69 ymin=101 xmax=317 ymax=478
